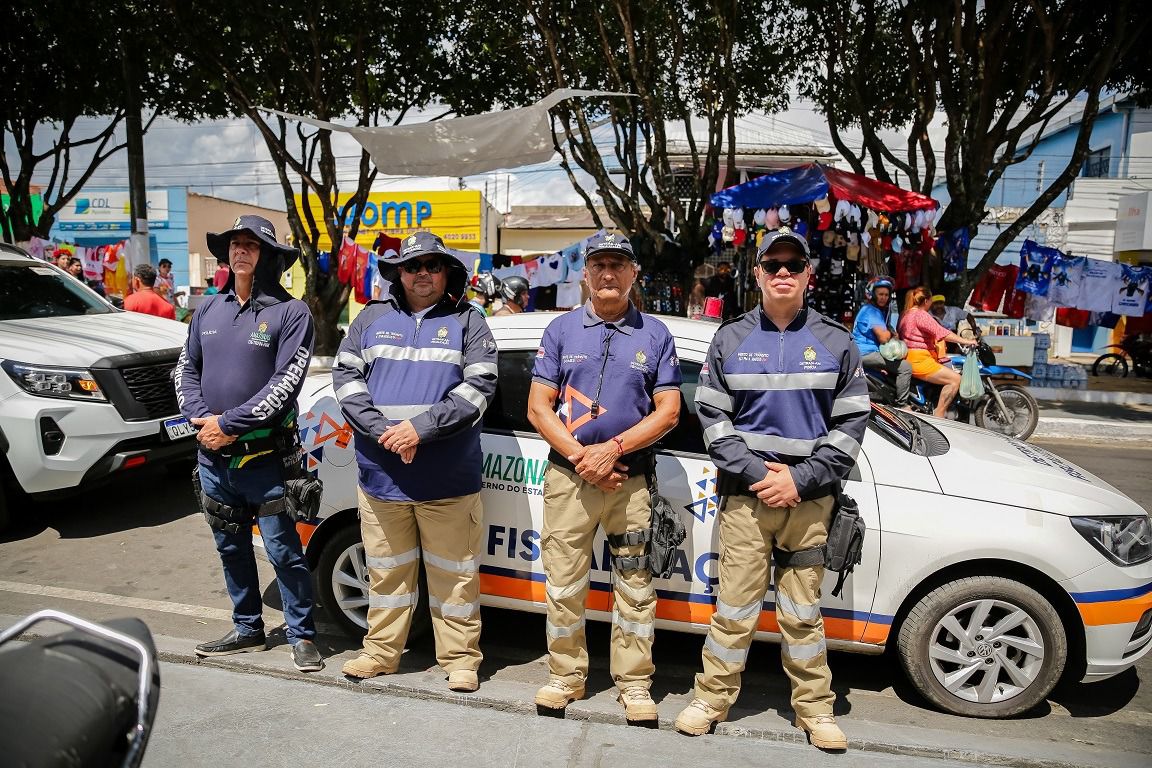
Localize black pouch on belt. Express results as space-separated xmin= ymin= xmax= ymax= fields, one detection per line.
xmin=772 ymin=489 xmax=866 ymax=598
xmin=285 ymin=476 xmax=324 ymax=522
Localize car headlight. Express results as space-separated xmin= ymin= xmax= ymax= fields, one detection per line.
xmin=1 ymin=360 xmax=106 ymax=402
xmin=1071 ymin=515 xmax=1152 ymax=566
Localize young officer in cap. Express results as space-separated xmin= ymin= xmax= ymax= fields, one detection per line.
xmin=176 ymin=214 xmax=323 ymax=672
xmin=333 ymin=231 xmax=497 ymax=693
xmin=674 ymin=227 xmax=869 ymax=750
xmin=527 ymin=232 xmax=681 ymax=722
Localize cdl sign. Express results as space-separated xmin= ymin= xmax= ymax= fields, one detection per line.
xmin=337 ymin=200 xmax=433 ymax=228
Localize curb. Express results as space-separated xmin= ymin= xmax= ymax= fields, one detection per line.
xmin=1030 ymin=387 xmax=1152 ymax=406
xmin=1033 ymin=417 xmax=1152 ymax=442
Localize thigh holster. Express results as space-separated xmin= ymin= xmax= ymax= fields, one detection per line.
xmin=608 ymin=529 xmax=651 ymax=573
xmin=201 ymin=495 xmax=254 ymax=535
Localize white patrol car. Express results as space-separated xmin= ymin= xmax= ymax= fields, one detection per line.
xmin=0 ymin=243 xmax=194 ymax=529
xmin=279 ymin=312 xmax=1152 ymax=719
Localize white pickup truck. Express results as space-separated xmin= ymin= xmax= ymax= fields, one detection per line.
xmin=0 ymin=242 xmax=194 ymax=529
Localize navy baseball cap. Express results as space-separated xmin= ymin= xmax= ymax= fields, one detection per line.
xmin=584 ymin=231 xmax=637 ymax=262
xmin=756 ymin=226 xmax=810 ymax=259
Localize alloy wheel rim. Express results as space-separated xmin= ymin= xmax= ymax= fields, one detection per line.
xmin=330 ymin=542 xmax=370 ymax=629
xmin=927 ymin=597 xmax=1045 ymax=704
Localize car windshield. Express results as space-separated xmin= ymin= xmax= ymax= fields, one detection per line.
xmin=0 ymin=263 xmax=114 ymax=320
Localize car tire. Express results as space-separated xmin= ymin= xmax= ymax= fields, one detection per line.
xmin=315 ymin=523 xmax=431 ymax=642
xmin=897 ymin=576 xmax=1067 ymax=718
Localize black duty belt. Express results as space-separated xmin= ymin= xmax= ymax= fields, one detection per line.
xmin=548 ymin=448 xmax=656 ymax=478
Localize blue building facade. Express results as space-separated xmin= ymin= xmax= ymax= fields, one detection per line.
xmin=931 ymin=95 xmax=1145 ymax=353
xmin=49 ymin=187 xmax=191 ymax=288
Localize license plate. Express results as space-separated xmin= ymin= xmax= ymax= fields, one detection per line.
xmin=163 ymin=417 xmax=197 ymax=441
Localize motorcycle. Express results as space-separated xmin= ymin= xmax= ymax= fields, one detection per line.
xmin=865 ymin=325 xmax=1040 ymax=441
xmin=1091 ymin=334 xmax=1152 ymax=379
xmin=0 ymin=609 xmax=160 ymax=768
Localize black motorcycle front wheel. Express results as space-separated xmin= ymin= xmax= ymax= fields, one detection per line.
xmin=1091 ymin=353 xmax=1129 ymax=378
xmin=974 ymin=384 xmax=1039 ymax=441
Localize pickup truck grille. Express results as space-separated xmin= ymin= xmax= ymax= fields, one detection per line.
xmin=119 ymin=363 xmax=180 ymax=420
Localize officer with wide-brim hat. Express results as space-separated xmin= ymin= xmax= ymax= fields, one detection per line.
xmin=206 ymin=215 xmax=300 ymax=269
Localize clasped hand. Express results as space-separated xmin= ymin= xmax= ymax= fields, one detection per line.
xmin=569 ymin=442 xmax=628 ymax=492
xmin=380 ymin=420 xmax=420 ymax=464
xmin=749 ymin=461 xmax=800 ymax=508
xmin=191 ymin=415 xmax=236 ymax=451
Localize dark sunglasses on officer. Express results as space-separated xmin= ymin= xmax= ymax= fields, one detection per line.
xmin=757 ymin=256 xmax=809 ymax=275
xmin=401 ymin=257 xmax=445 ymax=274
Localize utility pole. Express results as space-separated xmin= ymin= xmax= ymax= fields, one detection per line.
xmin=121 ymin=41 xmax=150 ymax=271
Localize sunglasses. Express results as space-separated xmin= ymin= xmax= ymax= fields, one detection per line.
xmin=401 ymin=258 xmax=445 ymax=274
xmin=758 ymin=258 xmax=809 ymax=275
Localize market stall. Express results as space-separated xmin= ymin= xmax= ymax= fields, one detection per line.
xmin=708 ymin=162 xmax=941 ymax=325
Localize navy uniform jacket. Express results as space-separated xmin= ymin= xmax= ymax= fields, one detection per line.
xmin=695 ymin=306 xmax=869 ymax=500
xmin=532 ymin=303 xmax=681 ymax=450
xmin=175 ymin=288 xmax=314 ymax=463
xmin=332 ymin=293 xmax=497 ymax=502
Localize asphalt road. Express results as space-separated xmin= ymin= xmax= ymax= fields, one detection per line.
xmin=1 ymin=438 xmax=1150 ymax=766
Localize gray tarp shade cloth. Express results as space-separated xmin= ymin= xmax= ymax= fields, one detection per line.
xmin=261 ymin=89 xmax=630 ymax=177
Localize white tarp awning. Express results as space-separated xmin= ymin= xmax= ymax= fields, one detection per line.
xmin=261 ymin=89 xmax=630 ymax=177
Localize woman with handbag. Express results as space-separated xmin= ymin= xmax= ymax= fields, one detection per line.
xmin=898 ymin=287 xmax=978 ymax=418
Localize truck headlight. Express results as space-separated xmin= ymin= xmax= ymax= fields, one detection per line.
xmin=1 ymin=360 xmax=106 ymax=402
xmin=1071 ymin=515 xmax=1152 ymax=566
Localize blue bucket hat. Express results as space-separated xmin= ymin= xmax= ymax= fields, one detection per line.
xmin=377 ymin=231 xmax=471 ymax=304
xmin=584 ymin=231 xmax=637 ymax=262
xmin=206 ymin=214 xmax=299 ymax=269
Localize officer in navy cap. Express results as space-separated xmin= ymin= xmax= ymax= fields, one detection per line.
xmin=176 ymin=214 xmax=323 ymax=672
xmin=674 ymin=225 xmax=868 ymax=750
xmin=527 ymin=231 xmax=682 ymax=722
xmin=333 ymin=230 xmax=496 ymax=693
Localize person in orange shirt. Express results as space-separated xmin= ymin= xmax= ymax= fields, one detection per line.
xmin=124 ymin=263 xmax=176 ymax=320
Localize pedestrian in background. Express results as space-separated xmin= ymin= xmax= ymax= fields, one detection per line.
xmin=675 ymin=227 xmax=868 ymax=750
xmin=124 ymin=264 xmax=176 ymax=320
xmin=175 ymin=214 xmax=323 ymax=673
xmin=333 ymin=231 xmax=496 ymax=693
xmin=528 ymin=232 xmax=681 ymax=722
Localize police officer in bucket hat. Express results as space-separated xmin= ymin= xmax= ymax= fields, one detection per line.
xmin=176 ymin=214 xmax=323 ymax=673
xmin=332 ymin=231 xmax=497 ymax=692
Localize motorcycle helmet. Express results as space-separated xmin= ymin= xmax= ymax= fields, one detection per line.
xmin=499 ymin=275 xmax=530 ymax=305
xmin=472 ymin=272 xmax=501 ymax=300
xmin=864 ymin=275 xmax=895 ymax=301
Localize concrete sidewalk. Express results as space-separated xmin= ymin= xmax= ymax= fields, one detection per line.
xmin=6 ymin=619 xmax=1137 ymax=768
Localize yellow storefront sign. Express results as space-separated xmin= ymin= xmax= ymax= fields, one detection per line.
xmin=296 ymin=190 xmax=485 ymax=252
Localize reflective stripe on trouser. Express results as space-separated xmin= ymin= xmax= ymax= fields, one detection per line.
xmin=357 ymin=488 xmax=483 ymax=674
xmin=542 ymin=464 xmax=655 ymax=691
xmin=694 ymin=493 xmax=836 ymax=717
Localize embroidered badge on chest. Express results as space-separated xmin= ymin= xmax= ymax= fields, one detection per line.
xmin=630 ymin=349 xmax=649 ymax=372
xmin=431 ymin=325 xmax=451 ymax=345
xmin=800 ymin=345 xmax=820 ymax=370
xmin=248 ymin=321 xmax=272 ymax=348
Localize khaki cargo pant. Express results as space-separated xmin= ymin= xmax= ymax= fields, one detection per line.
xmin=694 ymin=494 xmax=836 ymax=718
xmin=542 ymin=464 xmax=655 ymax=692
xmin=357 ymin=488 xmax=483 ymax=674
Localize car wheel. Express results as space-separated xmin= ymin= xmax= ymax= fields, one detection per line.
xmin=897 ymin=576 xmax=1067 ymax=718
xmin=315 ymin=523 xmax=430 ymax=642
xmin=973 ymin=385 xmax=1039 ymax=441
